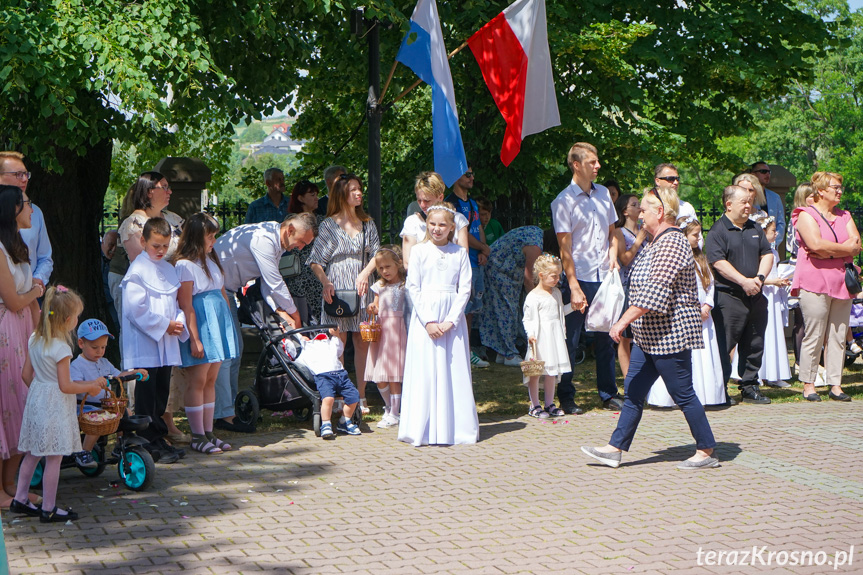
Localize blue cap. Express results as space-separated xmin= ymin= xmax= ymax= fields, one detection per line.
xmin=77 ymin=319 xmax=114 ymax=341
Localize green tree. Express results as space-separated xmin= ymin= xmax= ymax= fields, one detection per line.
xmin=0 ymin=0 xmax=337 ymax=318
xmin=238 ymin=123 xmax=267 ymax=145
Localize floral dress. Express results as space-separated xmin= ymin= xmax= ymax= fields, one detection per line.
xmin=476 ymin=226 xmax=544 ymax=359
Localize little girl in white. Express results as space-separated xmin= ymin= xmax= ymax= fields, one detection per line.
xmin=12 ymin=286 xmax=105 ymax=522
xmin=365 ymin=245 xmax=407 ymax=429
xmin=731 ymin=215 xmax=791 ymax=387
xmin=522 ymin=254 xmax=570 ymax=418
xmin=173 ymin=213 xmax=240 ymax=454
xmin=398 ymin=203 xmax=479 ymax=446
xmin=647 ymin=218 xmax=725 ymax=407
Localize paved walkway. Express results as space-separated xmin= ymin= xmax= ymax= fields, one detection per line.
xmin=3 ymin=401 xmax=863 ymax=574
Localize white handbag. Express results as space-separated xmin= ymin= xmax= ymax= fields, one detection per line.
xmin=585 ymin=269 xmax=625 ymax=332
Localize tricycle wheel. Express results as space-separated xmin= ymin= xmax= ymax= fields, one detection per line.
xmin=234 ymin=390 xmax=260 ymax=427
xmin=79 ymin=444 xmax=107 ymax=477
xmin=118 ymin=446 xmax=155 ymax=491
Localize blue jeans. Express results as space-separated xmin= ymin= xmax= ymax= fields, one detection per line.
xmin=214 ymin=292 xmax=243 ymax=419
xmin=610 ymin=345 xmax=716 ymax=451
xmin=557 ymin=280 xmax=618 ymax=404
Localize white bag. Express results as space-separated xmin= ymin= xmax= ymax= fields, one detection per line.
xmin=585 ymin=269 xmax=625 ymax=332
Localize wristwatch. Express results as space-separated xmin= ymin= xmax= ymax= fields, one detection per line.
xmin=756 ymin=274 xmax=765 ymax=283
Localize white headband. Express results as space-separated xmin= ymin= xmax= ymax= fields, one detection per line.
xmin=427 ymin=205 xmax=456 ymax=216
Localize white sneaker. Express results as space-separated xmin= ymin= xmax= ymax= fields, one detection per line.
xmin=503 ymin=356 xmax=524 ymax=367
xmin=766 ymin=380 xmax=791 ymax=388
xmin=376 ymin=413 xmax=399 ymax=428
xmin=850 ymin=342 xmax=863 ymax=354
xmin=470 ymin=352 xmax=489 ymax=368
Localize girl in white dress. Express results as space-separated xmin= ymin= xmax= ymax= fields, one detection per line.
xmin=730 ymin=215 xmax=792 ymax=386
xmin=398 ymin=203 xmax=479 ymax=446
xmin=522 ymin=254 xmax=571 ymax=418
xmin=12 ymin=287 xmax=105 ymax=522
xmin=647 ymin=218 xmax=725 ymax=407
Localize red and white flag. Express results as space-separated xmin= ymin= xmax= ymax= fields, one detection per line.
xmin=468 ymin=0 xmax=560 ymax=166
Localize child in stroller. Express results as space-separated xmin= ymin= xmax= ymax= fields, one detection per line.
xmin=233 ymin=283 xmax=362 ymax=437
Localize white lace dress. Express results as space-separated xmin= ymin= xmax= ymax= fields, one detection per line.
xmin=18 ymin=335 xmax=82 ymax=456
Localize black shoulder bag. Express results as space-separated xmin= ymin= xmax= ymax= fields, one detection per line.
xmin=323 ymin=222 xmax=364 ymax=317
xmin=813 ymin=208 xmax=861 ymax=294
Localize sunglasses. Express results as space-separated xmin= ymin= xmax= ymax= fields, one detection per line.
xmin=657 ymin=176 xmax=680 ymax=183
xmin=753 ymin=169 xmax=771 ymax=175
xmin=648 ymin=188 xmax=666 ymax=213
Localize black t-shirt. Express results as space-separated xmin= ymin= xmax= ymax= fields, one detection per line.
xmin=705 ymin=214 xmax=772 ymax=291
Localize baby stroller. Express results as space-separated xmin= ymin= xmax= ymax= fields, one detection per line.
xmin=232 ymin=283 xmax=361 ymax=437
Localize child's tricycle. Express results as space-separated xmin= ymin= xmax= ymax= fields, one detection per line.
xmin=25 ymin=373 xmax=157 ymax=491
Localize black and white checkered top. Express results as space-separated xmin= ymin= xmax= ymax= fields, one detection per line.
xmin=629 ymin=228 xmax=703 ymax=355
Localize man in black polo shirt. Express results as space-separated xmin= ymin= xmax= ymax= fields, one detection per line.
xmin=706 ymin=185 xmax=774 ymax=405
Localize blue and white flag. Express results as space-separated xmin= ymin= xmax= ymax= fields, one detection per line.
xmin=396 ymin=0 xmax=468 ymax=187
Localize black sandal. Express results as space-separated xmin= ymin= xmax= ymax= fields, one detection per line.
xmin=190 ymin=433 xmax=223 ymax=455
xmin=205 ymin=431 xmax=231 ymax=452
xmin=545 ymin=404 xmax=565 ymax=417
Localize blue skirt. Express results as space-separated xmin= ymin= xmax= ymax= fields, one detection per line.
xmin=180 ymin=289 xmax=239 ymax=367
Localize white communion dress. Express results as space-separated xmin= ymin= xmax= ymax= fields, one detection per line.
xmin=398 ymin=241 xmax=479 ymax=447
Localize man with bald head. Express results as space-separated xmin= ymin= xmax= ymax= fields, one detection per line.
xmin=705 ymin=185 xmax=774 ymax=405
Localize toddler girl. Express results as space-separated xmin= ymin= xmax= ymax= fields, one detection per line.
xmin=173 ymin=213 xmax=240 ymax=454
xmin=365 ymin=245 xmax=407 ymax=429
xmin=398 ymin=203 xmax=479 ymax=446
xmin=647 ymin=218 xmax=725 ymax=407
xmin=12 ymin=286 xmax=105 ymax=522
xmin=522 ymin=254 xmax=571 ymax=418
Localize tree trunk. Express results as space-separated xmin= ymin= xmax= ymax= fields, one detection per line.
xmin=26 ymin=139 xmax=115 ymax=334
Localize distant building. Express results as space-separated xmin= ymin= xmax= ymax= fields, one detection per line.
xmin=252 ymin=122 xmax=304 ymax=156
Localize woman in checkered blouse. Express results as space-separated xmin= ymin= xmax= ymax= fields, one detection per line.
xmin=580 ymin=187 xmax=719 ymax=471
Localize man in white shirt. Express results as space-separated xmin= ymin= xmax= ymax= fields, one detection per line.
xmin=211 ymin=212 xmax=317 ymax=432
xmin=552 ymin=142 xmax=621 ymax=414
xmin=654 ymin=163 xmax=697 ymax=221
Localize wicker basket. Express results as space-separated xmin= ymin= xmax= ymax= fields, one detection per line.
xmin=360 ymin=314 xmax=382 ymax=343
xmin=100 ymin=380 xmax=128 ymax=412
xmin=79 ymin=388 xmax=122 ymax=436
xmin=520 ymin=342 xmax=545 ymax=377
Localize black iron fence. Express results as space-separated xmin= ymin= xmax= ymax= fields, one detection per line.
xmin=99 ymin=199 xmax=863 ymax=264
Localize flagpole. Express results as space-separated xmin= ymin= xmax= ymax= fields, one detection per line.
xmin=379 ymin=61 xmax=399 ymax=104
xmin=389 ymin=39 xmax=471 ymax=105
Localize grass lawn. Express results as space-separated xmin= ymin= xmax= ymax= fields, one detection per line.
xmin=171 ymin=349 xmax=863 ymax=441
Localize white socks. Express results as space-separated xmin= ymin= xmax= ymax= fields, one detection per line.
xmin=390 ymin=393 xmax=401 ymax=417
xmin=378 ymin=384 xmax=391 ymax=412
xmin=186 ymin=405 xmax=204 ymax=435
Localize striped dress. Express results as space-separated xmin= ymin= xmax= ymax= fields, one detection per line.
xmin=307 ymin=217 xmax=380 ymax=332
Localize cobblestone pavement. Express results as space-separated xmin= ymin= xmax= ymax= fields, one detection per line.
xmin=3 ymin=401 xmax=862 ymax=574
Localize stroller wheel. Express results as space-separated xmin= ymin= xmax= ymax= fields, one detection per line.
xmin=313 ymin=412 xmax=322 ymax=437
xmin=293 ymin=405 xmax=312 ymax=422
xmin=234 ymin=390 xmax=260 ymax=427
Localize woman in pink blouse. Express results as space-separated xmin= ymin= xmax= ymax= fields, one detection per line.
xmin=792 ymin=171 xmax=861 ymax=401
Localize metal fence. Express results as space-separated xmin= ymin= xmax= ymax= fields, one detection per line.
xmin=99 ymin=199 xmax=863 ymax=264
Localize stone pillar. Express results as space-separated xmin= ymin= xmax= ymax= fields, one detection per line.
xmin=153 ymin=157 xmax=212 ymax=221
